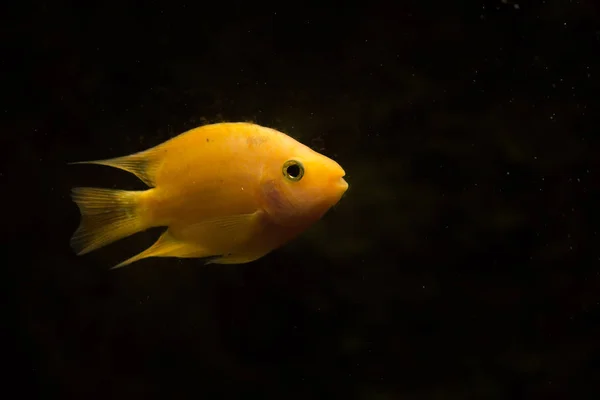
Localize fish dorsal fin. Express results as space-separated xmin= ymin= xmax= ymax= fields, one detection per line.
xmin=69 ymin=149 xmax=163 ymax=187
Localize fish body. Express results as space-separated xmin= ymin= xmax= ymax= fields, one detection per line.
xmin=70 ymin=122 xmax=348 ymax=268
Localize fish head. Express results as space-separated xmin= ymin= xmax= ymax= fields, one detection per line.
xmin=260 ymin=141 xmax=348 ymax=227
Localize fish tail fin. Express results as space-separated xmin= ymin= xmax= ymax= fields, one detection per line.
xmin=69 ymin=149 xmax=162 ymax=187
xmin=70 ymin=187 xmax=152 ymax=255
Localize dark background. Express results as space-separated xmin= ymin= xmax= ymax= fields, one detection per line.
xmin=4 ymin=0 xmax=600 ymax=398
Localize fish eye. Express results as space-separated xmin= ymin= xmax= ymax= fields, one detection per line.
xmin=282 ymin=160 xmax=304 ymax=181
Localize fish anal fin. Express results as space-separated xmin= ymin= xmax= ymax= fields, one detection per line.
xmin=69 ymin=149 xmax=163 ymax=187
xmin=112 ymin=211 xmax=266 ymax=269
xmin=111 ymin=230 xmax=211 ymax=269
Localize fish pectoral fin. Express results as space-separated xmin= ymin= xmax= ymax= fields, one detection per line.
xmin=180 ymin=210 xmax=265 ymax=247
xmin=111 ymin=230 xmax=211 ymax=269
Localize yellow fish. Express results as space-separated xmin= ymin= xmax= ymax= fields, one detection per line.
xmin=70 ymin=122 xmax=348 ymax=269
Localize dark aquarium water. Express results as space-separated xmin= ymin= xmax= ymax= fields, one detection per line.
xmin=5 ymin=1 xmax=600 ymax=399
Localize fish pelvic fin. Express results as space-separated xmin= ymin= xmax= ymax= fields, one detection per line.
xmin=70 ymin=187 xmax=151 ymax=256
xmin=69 ymin=149 xmax=163 ymax=187
xmin=204 ymin=254 xmax=261 ymax=265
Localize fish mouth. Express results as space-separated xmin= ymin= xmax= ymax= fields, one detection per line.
xmin=330 ymin=177 xmax=349 ymax=208
xmin=338 ymin=176 xmax=349 ymax=191
xmin=333 ymin=176 xmax=349 ymax=200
